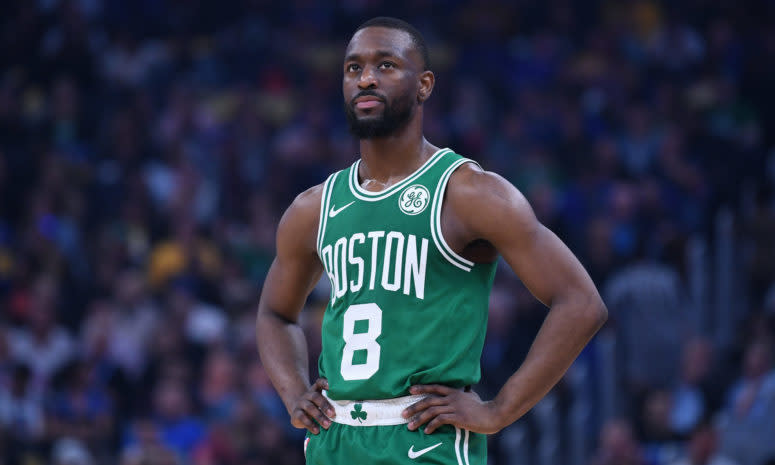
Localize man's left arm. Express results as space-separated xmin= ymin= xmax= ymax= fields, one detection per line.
xmin=403 ymin=166 xmax=608 ymax=434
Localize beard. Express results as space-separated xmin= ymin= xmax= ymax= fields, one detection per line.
xmin=344 ymin=89 xmax=415 ymax=139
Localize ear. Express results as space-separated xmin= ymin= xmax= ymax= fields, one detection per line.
xmin=417 ymin=70 xmax=435 ymax=104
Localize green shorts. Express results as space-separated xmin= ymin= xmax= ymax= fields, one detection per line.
xmin=303 ymin=393 xmax=486 ymax=465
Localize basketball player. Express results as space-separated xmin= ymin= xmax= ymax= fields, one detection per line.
xmin=257 ymin=17 xmax=607 ymax=465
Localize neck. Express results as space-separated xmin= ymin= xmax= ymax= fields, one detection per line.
xmin=357 ymin=112 xmax=438 ymax=185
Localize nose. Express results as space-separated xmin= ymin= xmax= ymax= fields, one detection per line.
xmin=358 ymin=65 xmax=377 ymax=89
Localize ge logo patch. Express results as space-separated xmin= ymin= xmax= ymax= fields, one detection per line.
xmin=399 ymin=185 xmax=430 ymax=215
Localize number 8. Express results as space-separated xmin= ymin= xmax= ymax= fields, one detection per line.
xmin=340 ymin=303 xmax=382 ymax=380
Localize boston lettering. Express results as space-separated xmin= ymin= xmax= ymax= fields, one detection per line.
xmin=320 ymin=231 xmax=429 ymax=302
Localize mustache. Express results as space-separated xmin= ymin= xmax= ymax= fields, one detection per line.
xmin=350 ymin=90 xmax=386 ymax=106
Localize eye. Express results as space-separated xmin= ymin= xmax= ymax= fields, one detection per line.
xmin=346 ymin=63 xmax=360 ymax=72
xmin=379 ymin=61 xmax=396 ymax=69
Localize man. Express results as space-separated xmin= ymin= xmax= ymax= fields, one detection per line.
xmin=669 ymin=421 xmax=739 ymax=465
xmin=257 ymin=16 xmax=607 ymax=465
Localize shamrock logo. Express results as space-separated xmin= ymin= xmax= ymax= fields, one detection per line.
xmin=350 ymin=404 xmax=367 ymax=423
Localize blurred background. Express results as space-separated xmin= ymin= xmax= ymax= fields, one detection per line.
xmin=0 ymin=0 xmax=774 ymax=464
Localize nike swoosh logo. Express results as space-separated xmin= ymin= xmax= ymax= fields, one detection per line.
xmin=328 ymin=201 xmax=355 ymax=218
xmin=408 ymin=442 xmax=442 ymax=459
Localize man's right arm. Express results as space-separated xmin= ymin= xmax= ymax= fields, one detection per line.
xmin=256 ymin=184 xmax=335 ymax=434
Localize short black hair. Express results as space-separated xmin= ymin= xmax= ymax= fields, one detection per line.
xmin=353 ymin=17 xmax=430 ymax=70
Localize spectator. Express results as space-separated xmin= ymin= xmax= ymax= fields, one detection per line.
xmin=8 ymin=279 xmax=75 ymax=390
xmin=0 ymin=362 xmax=45 ymax=462
xmin=51 ymin=437 xmax=94 ymax=465
xmin=640 ymin=389 xmax=683 ymax=464
xmin=669 ymin=421 xmax=739 ymax=465
xmin=245 ymin=359 xmax=292 ymax=437
xmin=604 ymin=244 xmax=689 ymax=394
xmin=199 ymin=348 xmax=239 ymax=422
xmin=591 ymin=418 xmax=647 ymax=465
xmin=120 ymin=417 xmax=182 ymax=465
xmin=718 ymin=340 xmax=775 ymax=464
xmin=670 ymin=338 xmax=714 ymax=436
xmin=167 ymin=284 xmax=228 ymax=347
xmin=191 ymin=422 xmax=239 ymax=465
xmin=46 ymin=360 xmax=114 ymax=450
xmin=723 ymin=340 xmax=775 ymax=421
xmin=124 ymin=378 xmax=207 ymax=460
xmin=147 ymin=216 xmax=222 ymax=291
xmin=80 ymin=270 xmax=159 ymax=380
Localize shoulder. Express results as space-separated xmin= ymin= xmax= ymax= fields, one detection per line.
xmin=288 ymin=183 xmax=325 ymax=218
xmin=445 ymin=162 xmax=536 ymax=234
xmin=277 ymin=183 xmax=326 ymax=253
xmin=446 ymin=162 xmax=530 ymax=208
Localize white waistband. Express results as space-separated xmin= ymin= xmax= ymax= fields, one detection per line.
xmin=322 ymin=390 xmax=426 ymax=426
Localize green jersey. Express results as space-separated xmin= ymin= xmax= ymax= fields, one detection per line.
xmin=316 ymin=148 xmax=497 ymax=401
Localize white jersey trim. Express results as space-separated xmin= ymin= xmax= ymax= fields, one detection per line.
xmin=348 ymin=148 xmax=452 ymax=201
xmin=454 ymin=427 xmax=463 ymax=465
xmin=463 ymin=429 xmax=470 ymax=465
xmin=430 ymin=158 xmax=478 ymax=272
xmin=316 ymin=171 xmax=339 ymax=258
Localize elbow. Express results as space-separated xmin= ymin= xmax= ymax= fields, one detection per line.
xmin=572 ymin=291 xmax=607 ymax=331
xmin=255 ymin=305 xmax=277 ymax=334
xmin=590 ymin=298 xmax=608 ymax=330
xmin=257 ymin=305 xmax=297 ymax=327
xmin=555 ymin=291 xmax=608 ymax=331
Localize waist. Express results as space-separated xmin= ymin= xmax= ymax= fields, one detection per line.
xmin=322 ymin=390 xmax=425 ymax=427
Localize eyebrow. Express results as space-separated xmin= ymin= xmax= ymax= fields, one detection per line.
xmin=344 ymin=50 xmax=398 ymax=63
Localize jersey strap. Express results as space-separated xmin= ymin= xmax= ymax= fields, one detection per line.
xmin=317 ymin=171 xmax=340 ymax=258
xmin=430 ymin=158 xmax=480 ymax=272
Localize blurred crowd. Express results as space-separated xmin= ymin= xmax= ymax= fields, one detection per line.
xmin=0 ymin=0 xmax=774 ymax=464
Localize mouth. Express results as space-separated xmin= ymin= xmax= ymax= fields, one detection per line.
xmin=353 ymin=95 xmax=385 ymax=110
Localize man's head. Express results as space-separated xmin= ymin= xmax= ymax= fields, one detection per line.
xmin=687 ymin=421 xmax=719 ymax=464
xmin=153 ymin=378 xmax=189 ymax=420
xmin=343 ymin=17 xmax=434 ymax=139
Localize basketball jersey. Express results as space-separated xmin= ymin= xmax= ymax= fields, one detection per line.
xmin=316 ymin=148 xmax=497 ymax=401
